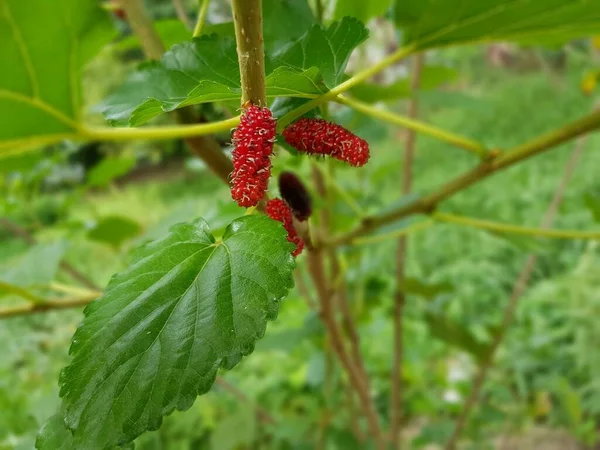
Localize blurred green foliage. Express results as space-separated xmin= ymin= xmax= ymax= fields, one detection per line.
xmin=2 ymin=0 xmax=600 ymax=448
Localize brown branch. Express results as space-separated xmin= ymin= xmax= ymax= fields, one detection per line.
xmin=231 ymin=0 xmax=267 ymax=106
xmin=311 ymin=162 xmax=376 ymax=442
xmin=120 ymin=0 xmax=233 ymax=184
xmin=328 ymin=109 xmax=600 ymax=248
xmin=119 ymin=0 xmax=165 ymax=60
xmin=214 ymin=378 xmax=276 ymax=425
xmin=330 ymin=255 xmax=370 ymax=399
xmin=306 ymin=249 xmax=385 ymax=450
xmin=391 ymin=53 xmax=424 ymax=449
xmin=444 ymin=122 xmax=591 ymax=450
xmin=346 ymin=377 xmax=367 ymax=443
xmin=0 ymin=218 xmax=99 ymax=290
xmin=171 ymin=0 xmax=192 ymax=30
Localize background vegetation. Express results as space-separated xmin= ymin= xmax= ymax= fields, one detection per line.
xmin=2 ymin=0 xmax=600 ymax=449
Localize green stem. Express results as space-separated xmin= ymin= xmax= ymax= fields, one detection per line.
xmin=351 ymin=220 xmax=434 ymax=246
xmin=337 ymin=96 xmax=490 ymax=158
xmin=0 ymin=118 xmax=240 ymax=157
xmin=193 ymin=0 xmax=211 ymax=37
xmin=313 ymin=164 xmax=364 ymax=218
xmin=433 ymin=212 xmax=600 ymax=240
xmin=82 ymin=117 xmax=239 ymax=142
xmin=326 ymin=108 xmax=600 ymax=248
xmin=0 ymin=294 xmax=98 ymax=319
xmin=315 ymin=0 xmax=325 ymax=23
xmin=278 ymin=45 xmax=416 ymax=129
xmin=0 ymin=281 xmax=45 ymax=304
xmin=494 ymin=109 xmax=600 ymax=169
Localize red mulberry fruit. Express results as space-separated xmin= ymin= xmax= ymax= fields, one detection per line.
xmin=266 ymin=198 xmax=304 ymax=257
xmin=282 ymin=118 xmax=369 ymax=167
xmin=230 ymin=105 xmax=276 ymax=207
xmin=278 ymin=171 xmax=312 ymax=222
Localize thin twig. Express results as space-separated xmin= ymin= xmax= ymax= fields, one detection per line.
xmin=352 ymin=220 xmax=434 ymax=246
xmin=312 ymin=162 xmax=376 ymax=442
xmin=346 ymin=378 xmax=367 ymax=442
xmin=330 ymin=256 xmax=369 ymax=393
xmin=337 ymin=96 xmax=489 ymax=158
xmin=432 ymin=212 xmax=600 ymax=240
xmin=0 ymin=218 xmax=99 ymax=290
xmin=306 ymin=250 xmax=385 ymax=450
xmin=0 ymin=294 xmax=98 ymax=319
xmin=214 ymin=378 xmax=276 ymax=424
xmin=391 ymin=54 xmax=424 ymax=449
xmin=327 ymin=109 xmax=600 ymax=248
xmin=444 ymin=120 xmax=591 ymax=450
xmin=193 ymin=0 xmax=211 ymax=37
xmin=171 ymin=0 xmax=192 ymax=30
xmin=119 ymin=0 xmax=165 ymax=60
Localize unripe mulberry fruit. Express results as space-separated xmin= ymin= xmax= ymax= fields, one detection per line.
xmin=278 ymin=171 xmax=312 ymax=222
xmin=230 ymin=105 xmax=276 ymax=207
xmin=282 ymin=118 xmax=369 ymax=167
xmin=266 ymin=198 xmax=304 ymax=257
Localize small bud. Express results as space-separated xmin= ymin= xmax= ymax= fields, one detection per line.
xmin=278 ymin=171 xmax=312 ymax=222
xmin=282 ymin=118 xmax=370 ymax=167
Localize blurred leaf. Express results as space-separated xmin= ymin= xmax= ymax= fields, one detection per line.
xmin=0 ymin=0 xmax=114 ymax=153
xmin=114 ymin=19 xmax=235 ymax=53
xmin=0 ymin=149 xmax=46 ymax=173
xmin=139 ymin=202 xmax=202 ymax=242
xmin=86 ymin=215 xmax=143 ymax=249
xmin=554 ymin=377 xmax=582 ymax=427
xmin=102 ymin=18 xmax=367 ymax=125
xmin=262 ymin=0 xmax=315 ymax=49
xmin=327 ymin=428 xmax=367 ymax=450
xmin=256 ymin=328 xmax=308 ymax=352
xmin=416 ymin=90 xmax=491 ymax=112
xmin=115 ymin=0 xmax=313 ymax=54
xmin=394 ymin=0 xmax=600 ymax=49
xmin=210 ymin=404 xmax=256 ymax=450
xmin=48 ymin=216 xmax=295 ymax=449
xmin=86 ymin=156 xmax=136 ymax=187
xmin=412 ymin=420 xmax=454 ymax=448
xmin=115 ymin=19 xmax=191 ymax=52
xmin=350 ymin=65 xmax=458 ymax=103
xmin=488 ymin=231 xmax=547 ymax=254
xmin=333 ymin=107 xmax=389 ymax=143
xmin=584 ymin=190 xmax=600 ymax=222
xmin=398 ymin=277 xmax=453 ymax=299
xmin=0 ymin=242 xmax=66 ymax=290
xmin=333 ymin=0 xmax=392 ymax=23
xmin=305 ymin=352 xmax=326 ymax=387
xmin=425 ymin=311 xmax=488 ymax=362
xmin=533 ymin=391 xmax=552 ymax=418
xmin=581 ymin=71 xmax=599 ymax=96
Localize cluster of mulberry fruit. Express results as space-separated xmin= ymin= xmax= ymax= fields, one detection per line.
xmin=282 ymin=118 xmax=370 ymax=167
xmin=230 ymin=105 xmax=276 ymax=207
xmin=229 ymin=104 xmax=371 ymax=256
xmin=265 ymin=198 xmax=305 ymax=257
